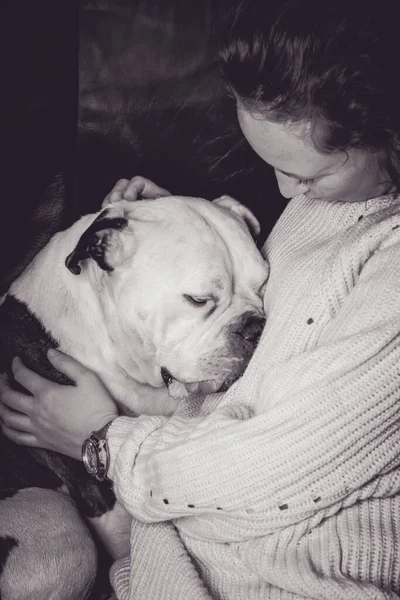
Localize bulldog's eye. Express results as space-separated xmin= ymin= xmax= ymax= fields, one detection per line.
xmin=183 ymin=294 xmax=209 ymax=307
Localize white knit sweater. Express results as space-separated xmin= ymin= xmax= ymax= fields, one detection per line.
xmin=106 ymin=194 xmax=400 ymax=600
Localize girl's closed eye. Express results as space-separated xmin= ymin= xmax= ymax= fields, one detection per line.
xmin=297 ymin=178 xmax=315 ymax=185
xmin=277 ymin=169 xmax=316 ymax=186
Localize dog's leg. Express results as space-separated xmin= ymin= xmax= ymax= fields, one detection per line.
xmin=0 ymin=487 xmax=97 ymax=600
xmin=87 ymin=500 xmax=132 ymax=560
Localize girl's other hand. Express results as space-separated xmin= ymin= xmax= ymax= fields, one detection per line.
xmin=0 ymin=350 xmax=118 ymax=460
xmin=102 ymin=176 xmax=171 ymax=208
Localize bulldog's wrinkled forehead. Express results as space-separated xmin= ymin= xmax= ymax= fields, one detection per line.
xmin=125 ymin=196 xmax=267 ymax=275
xmin=123 ymin=196 xmax=259 ymax=250
xmin=124 ymin=197 xmax=226 ymax=251
xmin=68 ymin=196 xmax=264 ymax=301
xmin=122 ymin=196 xmax=217 ymax=229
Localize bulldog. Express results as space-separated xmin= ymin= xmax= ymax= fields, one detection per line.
xmin=0 ymin=179 xmax=268 ymax=600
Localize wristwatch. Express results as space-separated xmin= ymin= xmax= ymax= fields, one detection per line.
xmin=81 ymin=420 xmax=114 ymax=481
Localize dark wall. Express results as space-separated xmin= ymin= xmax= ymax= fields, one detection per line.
xmin=77 ymin=0 xmax=285 ymax=240
xmin=1 ymin=1 xmax=79 ymax=294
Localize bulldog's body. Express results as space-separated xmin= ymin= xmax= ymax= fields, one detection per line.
xmin=0 ymin=194 xmax=268 ymax=600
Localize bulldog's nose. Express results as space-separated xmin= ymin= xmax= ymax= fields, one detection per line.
xmin=235 ymin=314 xmax=266 ymax=344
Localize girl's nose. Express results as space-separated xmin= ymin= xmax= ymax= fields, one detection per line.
xmin=274 ymin=171 xmax=310 ymax=199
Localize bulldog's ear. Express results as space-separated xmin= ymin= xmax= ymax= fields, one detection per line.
xmin=65 ymin=209 xmax=132 ymax=275
xmin=212 ymin=195 xmax=260 ymax=237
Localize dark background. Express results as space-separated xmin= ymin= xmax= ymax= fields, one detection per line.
xmin=1 ymin=0 xmax=285 ymax=295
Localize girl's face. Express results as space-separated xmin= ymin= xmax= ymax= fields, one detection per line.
xmin=237 ymin=108 xmax=392 ymax=203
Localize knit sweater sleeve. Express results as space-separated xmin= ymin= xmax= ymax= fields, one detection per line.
xmin=107 ymin=230 xmax=400 ymax=542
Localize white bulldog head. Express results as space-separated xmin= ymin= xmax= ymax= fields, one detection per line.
xmin=65 ymin=195 xmax=268 ymax=396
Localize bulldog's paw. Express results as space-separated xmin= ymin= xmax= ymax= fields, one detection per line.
xmin=169 ymin=380 xmax=189 ymax=399
xmin=102 ymin=177 xmax=171 ymax=208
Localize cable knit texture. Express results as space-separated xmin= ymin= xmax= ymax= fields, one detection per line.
xmin=107 ymin=194 xmax=400 ymax=599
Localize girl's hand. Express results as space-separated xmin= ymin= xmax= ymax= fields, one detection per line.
xmin=0 ymin=350 xmax=118 ymax=461
xmin=102 ymin=176 xmax=171 ymax=208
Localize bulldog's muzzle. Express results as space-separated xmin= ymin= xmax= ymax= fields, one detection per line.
xmin=161 ymin=311 xmax=266 ymax=393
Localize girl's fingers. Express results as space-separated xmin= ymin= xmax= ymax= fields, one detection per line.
xmin=123 ymin=178 xmax=146 ymax=201
xmin=140 ymin=182 xmax=171 ymax=199
xmin=111 ymin=178 xmax=131 ymax=193
xmin=123 ymin=177 xmax=171 ymax=201
xmin=102 ymin=179 xmax=130 ymax=207
xmin=46 ymin=348 xmax=92 ymax=381
xmin=0 ymin=375 xmax=33 ymax=415
xmin=109 ymin=179 xmax=131 ymax=203
xmin=0 ymin=402 xmax=32 ymax=432
xmin=11 ymin=357 xmax=49 ymax=395
xmin=102 ymin=177 xmax=171 ymax=208
xmin=0 ymin=422 xmax=39 ymax=447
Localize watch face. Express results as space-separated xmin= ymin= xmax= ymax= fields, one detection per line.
xmin=82 ymin=439 xmax=98 ymax=476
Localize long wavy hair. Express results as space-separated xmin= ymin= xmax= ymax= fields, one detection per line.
xmin=220 ymin=0 xmax=400 ymax=191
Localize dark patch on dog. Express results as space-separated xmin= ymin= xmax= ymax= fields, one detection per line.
xmin=30 ymin=450 xmax=116 ymax=518
xmin=65 ymin=210 xmax=127 ymax=274
xmin=0 ymin=295 xmax=116 ymax=517
xmin=0 ymin=295 xmax=71 ymax=386
xmin=0 ymin=536 xmax=19 ymax=575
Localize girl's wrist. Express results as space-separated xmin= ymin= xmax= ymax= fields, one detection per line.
xmin=82 ymin=417 xmax=118 ymax=481
xmin=90 ymin=413 xmax=119 ymax=438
